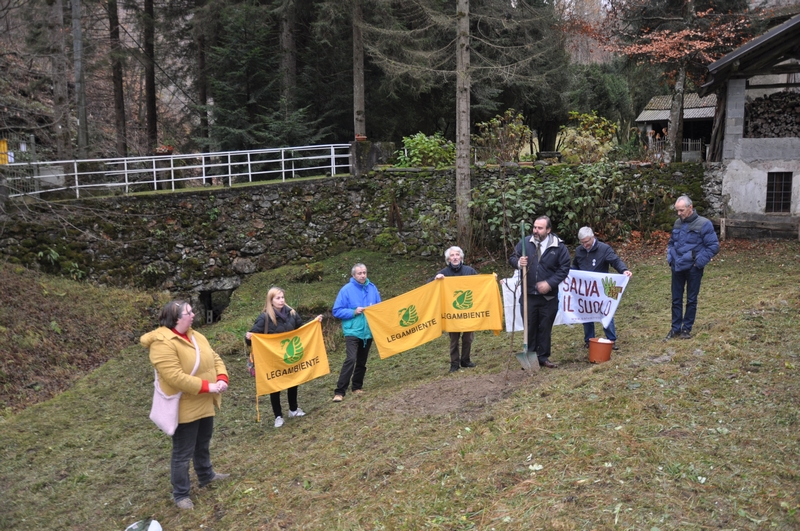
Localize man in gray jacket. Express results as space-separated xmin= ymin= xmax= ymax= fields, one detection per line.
xmin=666 ymin=195 xmax=719 ymax=340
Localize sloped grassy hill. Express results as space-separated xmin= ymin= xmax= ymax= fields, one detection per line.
xmin=1 ymin=244 xmax=799 ymax=530
xmin=0 ymin=262 xmax=169 ymax=413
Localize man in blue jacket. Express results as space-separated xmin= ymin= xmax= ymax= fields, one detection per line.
xmin=332 ymin=263 xmax=381 ymax=401
xmin=573 ymin=227 xmax=633 ymax=350
xmin=509 ymin=216 xmax=571 ymax=368
xmin=666 ymin=195 xmax=719 ymax=340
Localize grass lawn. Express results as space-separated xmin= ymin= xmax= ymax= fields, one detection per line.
xmin=1 ymin=241 xmax=798 ymax=530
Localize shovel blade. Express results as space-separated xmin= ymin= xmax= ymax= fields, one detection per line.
xmin=515 ymin=352 xmax=532 ymax=371
xmin=526 ymin=352 xmax=540 ymax=372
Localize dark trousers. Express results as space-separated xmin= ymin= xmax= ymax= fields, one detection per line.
xmin=335 ymin=336 xmax=372 ymax=396
xmin=270 ymin=386 xmax=298 ymax=418
xmin=171 ymin=416 xmax=215 ymax=501
xmin=671 ymin=266 xmax=704 ymax=333
xmin=519 ymin=294 xmax=559 ymax=362
xmin=449 ymin=332 xmax=474 ymax=365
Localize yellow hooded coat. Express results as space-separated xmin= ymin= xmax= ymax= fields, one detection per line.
xmin=141 ymin=326 xmax=228 ymax=424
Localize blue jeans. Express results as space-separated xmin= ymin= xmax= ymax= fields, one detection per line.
xmin=583 ymin=318 xmax=617 ymax=343
xmin=335 ymin=336 xmax=372 ymax=396
xmin=671 ymin=266 xmax=704 ymax=333
xmin=171 ymin=416 xmax=216 ymax=501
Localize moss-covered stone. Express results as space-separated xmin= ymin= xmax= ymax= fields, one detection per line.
xmin=1 ymin=163 xmax=721 ymax=292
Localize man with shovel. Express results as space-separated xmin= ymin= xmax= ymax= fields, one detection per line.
xmin=509 ymin=216 xmax=571 ymax=369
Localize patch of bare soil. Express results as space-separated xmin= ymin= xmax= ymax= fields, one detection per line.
xmin=378 ymin=365 xmax=535 ymax=418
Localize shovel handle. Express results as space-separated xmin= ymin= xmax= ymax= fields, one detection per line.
xmin=520 ymin=220 xmax=529 ymax=353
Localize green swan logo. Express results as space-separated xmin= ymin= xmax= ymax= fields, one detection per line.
xmin=452 ymin=290 xmax=474 ymax=310
xmin=281 ymin=336 xmax=304 ymax=364
xmin=398 ymin=305 xmax=419 ymax=327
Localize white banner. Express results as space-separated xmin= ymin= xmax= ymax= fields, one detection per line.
xmin=554 ymin=270 xmax=630 ymax=329
xmin=500 ymin=271 xmax=525 ymax=333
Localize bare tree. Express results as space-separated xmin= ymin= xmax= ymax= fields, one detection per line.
xmin=353 ymin=0 xmax=365 ymax=137
xmin=143 ymin=0 xmax=157 ymax=151
xmin=278 ymin=0 xmax=297 ymax=108
xmin=455 ymin=0 xmax=470 ymax=248
xmin=108 ymin=0 xmax=128 ymax=156
xmin=71 ymin=0 xmax=88 ymax=156
xmin=363 ymin=0 xmax=567 ymax=252
xmin=603 ymin=0 xmax=752 ymax=163
xmin=47 ymin=0 xmax=73 ymax=161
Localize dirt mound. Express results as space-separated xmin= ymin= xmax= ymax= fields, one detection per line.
xmin=378 ymin=365 xmax=534 ymax=418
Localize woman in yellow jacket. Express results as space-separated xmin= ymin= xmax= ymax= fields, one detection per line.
xmin=141 ymin=300 xmax=229 ymax=510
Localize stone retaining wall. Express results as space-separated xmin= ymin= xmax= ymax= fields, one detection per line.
xmin=1 ymin=163 xmax=718 ymax=298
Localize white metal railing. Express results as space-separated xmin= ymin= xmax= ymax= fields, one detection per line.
xmin=647 ymin=138 xmax=704 ymax=154
xmin=2 ymin=144 xmax=351 ymax=199
xmin=683 ymin=138 xmax=703 ymax=152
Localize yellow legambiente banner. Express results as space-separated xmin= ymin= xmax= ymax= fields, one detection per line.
xmin=363 ymin=283 xmax=442 ymax=359
xmin=439 ymin=274 xmax=503 ymax=334
xmin=250 ymin=320 xmax=329 ymax=419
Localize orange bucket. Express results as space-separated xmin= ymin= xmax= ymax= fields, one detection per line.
xmin=588 ymin=338 xmax=613 ymax=363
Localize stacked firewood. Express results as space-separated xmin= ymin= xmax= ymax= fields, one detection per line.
xmin=745 ymin=91 xmax=800 ymax=138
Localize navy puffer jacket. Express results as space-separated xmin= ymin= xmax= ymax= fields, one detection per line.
xmin=667 ymin=212 xmax=719 ymax=272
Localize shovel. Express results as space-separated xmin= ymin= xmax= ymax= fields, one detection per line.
xmin=516 ymin=221 xmax=540 ymax=372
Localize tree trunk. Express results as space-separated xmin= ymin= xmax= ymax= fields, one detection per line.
xmin=708 ymin=89 xmax=725 ymax=162
xmin=455 ymin=0 xmax=471 ymax=252
xmin=538 ymin=120 xmax=559 ymax=152
xmin=197 ymin=32 xmax=209 ymax=148
xmin=71 ymin=0 xmax=88 ymax=157
xmin=353 ymin=0 xmax=366 ymax=137
xmin=280 ymin=0 xmax=297 ymax=109
xmin=144 ymin=0 xmax=157 ymax=152
xmin=666 ymin=0 xmax=695 ymax=164
xmin=665 ymin=64 xmax=686 ymax=164
xmin=197 ymin=29 xmax=210 ymax=182
xmin=108 ymin=0 xmax=128 ymax=157
xmin=48 ymin=0 xmax=73 ymax=162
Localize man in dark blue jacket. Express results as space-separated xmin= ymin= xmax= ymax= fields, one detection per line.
xmin=666 ymin=195 xmax=719 ymax=340
xmin=573 ymin=227 xmax=632 ymax=350
xmin=509 ymin=216 xmax=571 ymax=368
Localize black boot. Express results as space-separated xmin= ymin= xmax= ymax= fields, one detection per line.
xmin=449 ymin=362 xmax=460 ymax=373
xmin=460 ymin=359 xmax=476 ymax=368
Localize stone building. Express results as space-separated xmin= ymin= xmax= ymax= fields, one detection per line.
xmin=700 ymin=12 xmax=800 ymax=238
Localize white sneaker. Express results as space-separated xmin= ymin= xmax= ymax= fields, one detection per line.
xmin=289 ymin=408 xmax=305 ymax=418
xmin=274 ymin=416 xmax=284 ymax=428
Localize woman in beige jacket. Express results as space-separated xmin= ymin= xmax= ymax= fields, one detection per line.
xmin=141 ymin=300 xmax=229 ymax=510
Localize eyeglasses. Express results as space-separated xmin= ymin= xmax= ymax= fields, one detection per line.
xmin=181 ymin=311 xmax=194 ymax=317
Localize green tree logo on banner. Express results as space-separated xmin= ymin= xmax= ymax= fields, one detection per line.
xmin=281 ymin=336 xmax=304 ymax=364
xmin=452 ymin=290 xmax=474 ymax=310
xmin=398 ymin=305 xmax=419 ymax=327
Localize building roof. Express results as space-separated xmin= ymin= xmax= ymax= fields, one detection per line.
xmin=635 ymin=93 xmax=717 ymax=123
xmin=699 ymin=13 xmax=800 ymax=96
